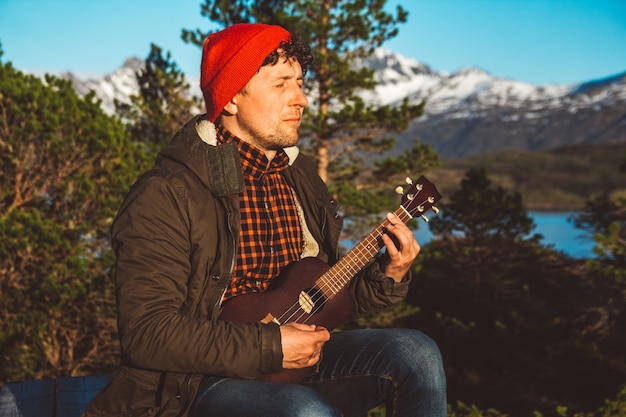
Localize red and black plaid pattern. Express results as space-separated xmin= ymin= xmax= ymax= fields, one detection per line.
xmin=216 ymin=126 xmax=303 ymax=300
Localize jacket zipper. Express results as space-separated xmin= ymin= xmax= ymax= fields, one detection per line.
xmin=211 ymin=210 xmax=237 ymax=315
xmin=174 ymin=374 xmax=193 ymax=417
xmin=225 ymin=210 xmax=237 ymax=279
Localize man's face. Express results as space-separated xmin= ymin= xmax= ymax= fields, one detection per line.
xmin=222 ymin=56 xmax=308 ymax=154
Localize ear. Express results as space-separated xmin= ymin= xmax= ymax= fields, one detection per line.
xmin=222 ymin=96 xmax=239 ymax=116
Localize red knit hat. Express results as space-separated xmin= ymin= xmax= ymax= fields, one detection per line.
xmin=200 ymin=24 xmax=292 ymax=122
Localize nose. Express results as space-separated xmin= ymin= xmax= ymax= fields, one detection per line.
xmin=292 ymin=85 xmax=308 ymax=108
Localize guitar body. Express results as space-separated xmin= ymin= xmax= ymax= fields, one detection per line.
xmin=219 ymin=257 xmax=356 ymax=383
xmin=218 ymin=175 xmax=442 ymax=384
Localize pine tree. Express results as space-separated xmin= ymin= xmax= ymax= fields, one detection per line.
xmin=407 ymin=168 xmax=626 ymax=415
xmin=573 ymin=167 xmax=626 ymax=388
xmin=115 ymin=43 xmax=201 ymax=150
xmin=0 ymin=56 xmax=146 ymax=380
xmin=574 ymin=191 xmax=626 ymax=280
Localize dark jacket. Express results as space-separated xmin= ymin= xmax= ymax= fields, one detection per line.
xmin=83 ymin=115 xmax=411 ymax=417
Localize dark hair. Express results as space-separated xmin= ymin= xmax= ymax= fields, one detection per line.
xmin=261 ymin=35 xmax=313 ymax=75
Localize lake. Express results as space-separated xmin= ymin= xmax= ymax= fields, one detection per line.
xmin=411 ymin=211 xmax=596 ymax=259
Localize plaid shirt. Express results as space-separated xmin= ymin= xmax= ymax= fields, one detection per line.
xmin=216 ymin=126 xmax=303 ymax=300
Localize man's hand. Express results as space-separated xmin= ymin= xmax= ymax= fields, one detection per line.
xmin=381 ymin=212 xmax=421 ymax=282
xmin=279 ymin=323 xmax=330 ymax=369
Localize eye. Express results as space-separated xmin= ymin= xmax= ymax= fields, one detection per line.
xmin=274 ymin=79 xmax=289 ymax=88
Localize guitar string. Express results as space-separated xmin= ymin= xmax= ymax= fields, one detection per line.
xmin=285 ymin=208 xmax=412 ymax=324
xmin=274 ymin=194 xmax=426 ymax=325
xmin=276 ymin=218 xmax=395 ymax=324
xmin=276 ymin=198 xmax=424 ymax=324
xmin=308 ymin=209 xmax=412 ymax=316
xmin=276 ymin=219 xmax=394 ymax=324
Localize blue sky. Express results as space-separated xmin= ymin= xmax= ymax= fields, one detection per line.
xmin=0 ymin=0 xmax=624 ymax=86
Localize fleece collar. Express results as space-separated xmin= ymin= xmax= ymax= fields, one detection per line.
xmin=195 ymin=117 xmax=300 ymax=166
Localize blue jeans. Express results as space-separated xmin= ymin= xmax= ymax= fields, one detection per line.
xmin=190 ymin=328 xmax=447 ymax=417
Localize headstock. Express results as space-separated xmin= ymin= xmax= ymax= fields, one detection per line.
xmin=397 ymin=176 xmax=442 ymax=222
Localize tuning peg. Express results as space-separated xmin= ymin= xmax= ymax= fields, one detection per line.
xmin=395 ymin=186 xmax=404 ymax=195
xmin=405 ymin=177 xmax=413 ymax=185
xmin=421 ymin=215 xmax=430 ymax=222
xmin=432 ymin=206 xmax=440 ymax=214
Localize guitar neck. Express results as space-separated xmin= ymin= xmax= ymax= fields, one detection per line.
xmin=313 ymin=174 xmax=442 ymax=301
xmin=315 ymin=206 xmax=412 ymax=299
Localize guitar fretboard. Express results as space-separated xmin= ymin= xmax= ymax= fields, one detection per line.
xmin=315 ymin=206 xmax=413 ymax=298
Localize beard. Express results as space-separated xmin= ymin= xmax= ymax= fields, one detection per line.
xmin=244 ymin=117 xmax=301 ymax=152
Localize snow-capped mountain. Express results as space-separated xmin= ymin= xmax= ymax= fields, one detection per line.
xmin=356 ymin=49 xmax=626 ymax=157
xmin=64 ymin=49 xmax=626 ymax=158
xmin=63 ymin=58 xmax=145 ymax=115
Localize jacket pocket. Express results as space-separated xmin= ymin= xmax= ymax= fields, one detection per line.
xmin=81 ymin=369 xmax=162 ymax=417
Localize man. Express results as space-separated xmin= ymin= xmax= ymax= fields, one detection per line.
xmin=84 ymin=24 xmax=446 ymax=417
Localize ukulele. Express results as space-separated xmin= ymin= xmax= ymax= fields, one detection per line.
xmin=219 ymin=175 xmax=442 ymax=383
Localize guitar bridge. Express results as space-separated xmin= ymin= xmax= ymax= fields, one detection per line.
xmin=297 ymin=287 xmax=327 ymax=315
xmin=299 ymin=291 xmax=315 ymax=314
